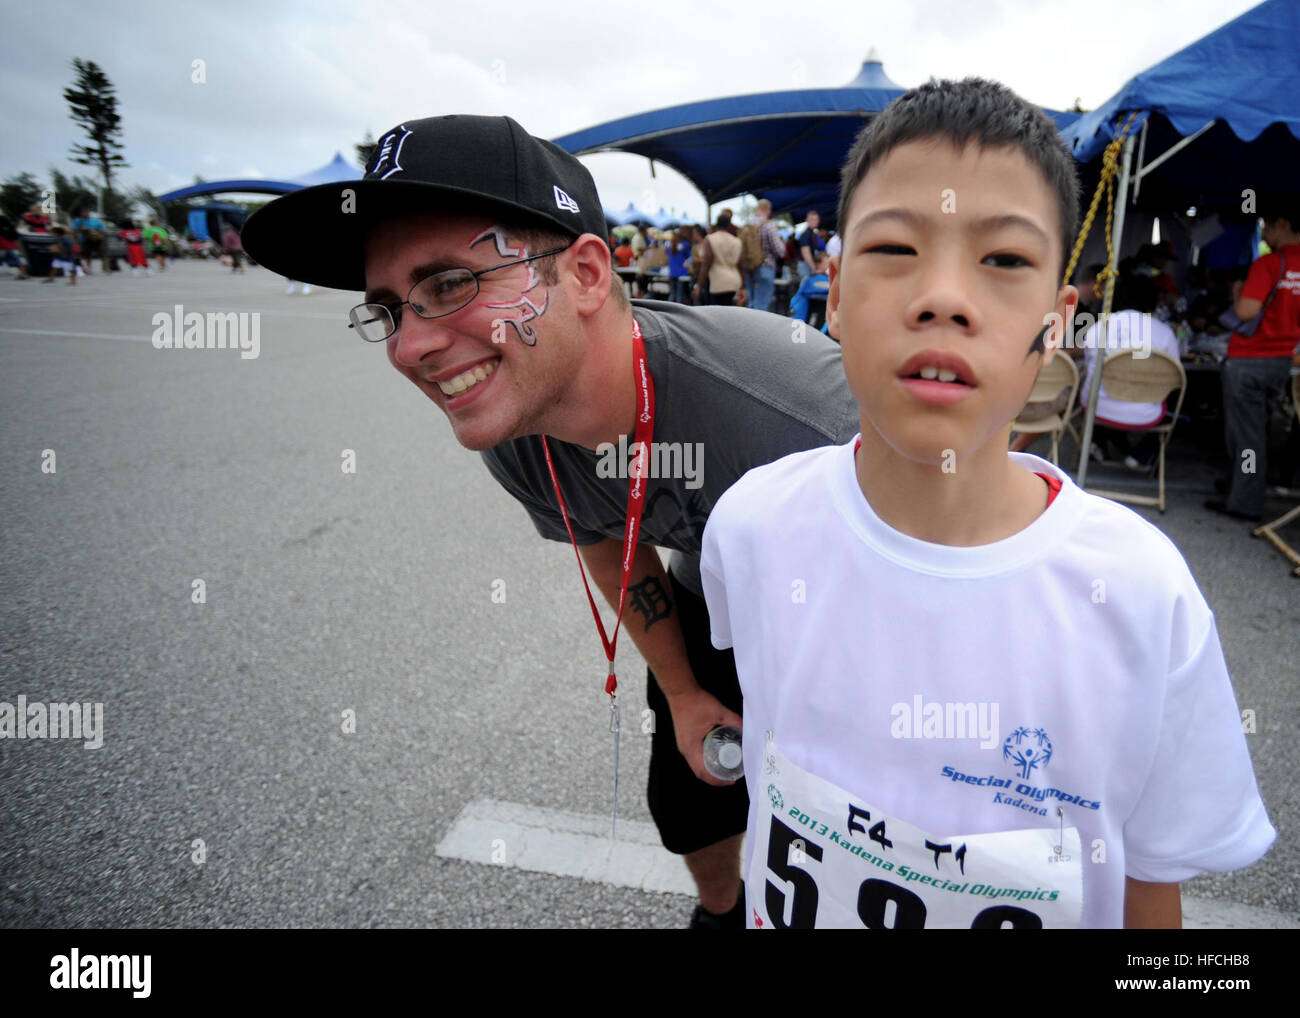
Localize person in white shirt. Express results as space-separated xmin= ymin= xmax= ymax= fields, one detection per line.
xmin=701 ymin=78 xmax=1274 ymax=929
xmin=1079 ymin=275 xmax=1181 ymax=470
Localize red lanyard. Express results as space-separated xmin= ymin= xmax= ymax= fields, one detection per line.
xmin=541 ymin=318 xmax=654 ymax=699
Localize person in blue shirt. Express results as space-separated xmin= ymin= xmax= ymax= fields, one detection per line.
xmin=667 ymin=227 xmax=693 ymax=303
xmin=71 ymin=208 xmax=108 ymax=274
xmin=789 ymin=250 xmax=830 ymax=323
xmin=796 ymin=210 xmax=826 ymax=280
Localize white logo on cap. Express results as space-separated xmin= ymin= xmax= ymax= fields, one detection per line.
xmin=553 ymin=185 xmax=580 ymax=214
xmin=373 ymin=125 xmax=413 ymax=179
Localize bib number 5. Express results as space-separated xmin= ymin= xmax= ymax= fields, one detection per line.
xmin=765 ymin=815 xmax=1043 ymax=929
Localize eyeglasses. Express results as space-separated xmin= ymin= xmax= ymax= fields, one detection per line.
xmin=348 ymin=243 xmax=573 ymax=343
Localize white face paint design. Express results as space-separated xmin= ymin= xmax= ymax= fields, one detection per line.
xmin=469 ymin=225 xmax=550 ymax=347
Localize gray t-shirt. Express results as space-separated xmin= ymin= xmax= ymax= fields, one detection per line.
xmin=480 ymin=299 xmax=860 ymax=596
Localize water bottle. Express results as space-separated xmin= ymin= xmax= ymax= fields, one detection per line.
xmin=702 ymin=726 xmax=744 ymax=781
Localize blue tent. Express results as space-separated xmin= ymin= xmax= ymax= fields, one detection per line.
xmin=555 ymin=52 xmax=1079 ymax=225
xmin=1061 ymin=0 xmax=1300 ymax=207
xmin=158 ymin=152 xmax=363 ymax=202
xmin=186 ymin=201 xmax=249 ymax=241
xmin=652 ymin=209 xmax=690 ymax=229
xmin=609 ymin=202 xmax=655 ymax=227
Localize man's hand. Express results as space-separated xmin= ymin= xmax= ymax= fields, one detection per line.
xmin=666 ymin=685 xmax=744 ymax=786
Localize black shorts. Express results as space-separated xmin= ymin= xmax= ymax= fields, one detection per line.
xmin=645 ymin=569 xmax=749 ymax=855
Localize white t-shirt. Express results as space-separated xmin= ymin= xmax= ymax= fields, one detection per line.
xmin=700 ymin=440 xmax=1275 ymax=929
xmin=1079 ymin=310 xmax=1181 ymax=427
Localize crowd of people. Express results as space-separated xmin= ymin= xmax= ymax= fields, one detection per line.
xmin=0 ymin=203 xmax=251 ymax=282
xmin=608 ymin=200 xmax=840 ymax=325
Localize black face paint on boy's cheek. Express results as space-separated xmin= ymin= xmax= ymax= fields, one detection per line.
xmin=1026 ymin=322 xmax=1051 ymax=356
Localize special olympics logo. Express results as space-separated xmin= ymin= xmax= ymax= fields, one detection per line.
xmin=1002 ymin=726 xmax=1053 ymax=780
xmin=767 ymin=784 xmax=784 ymax=810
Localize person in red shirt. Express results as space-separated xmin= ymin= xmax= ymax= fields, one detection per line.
xmin=120 ymin=220 xmax=149 ymax=276
xmin=0 ymin=215 xmax=26 ymax=278
xmin=1207 ymin=203 xmax=1300 ymax=520
xmin=21 ymin=205 xmax=50 ymax=233
xmin=612 ymin=237 xmax=634 ymax=268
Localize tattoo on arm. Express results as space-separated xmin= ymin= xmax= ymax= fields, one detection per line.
xmin=627 ymin=576 xmax=673 ymax=630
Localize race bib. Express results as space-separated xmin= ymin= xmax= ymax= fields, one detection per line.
xmin=749 ymin=737 xmax=1083 ymax=928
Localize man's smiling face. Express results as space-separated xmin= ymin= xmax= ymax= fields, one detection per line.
xmin=829 ymin=138 xmax=1075 ymax=467
xmin=364 ymin=210 xmax=583 ymax=451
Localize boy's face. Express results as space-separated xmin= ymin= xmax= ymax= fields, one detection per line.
xmin=829 ymin=138 xmax=1075 ymax=468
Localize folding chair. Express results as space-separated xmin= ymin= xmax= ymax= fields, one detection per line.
xmin=1253 ymin=373 xmax=1300 ymax=577
xmin=1010 ymin=349 xmax=1079 ymax=465
xmin=1083 ymin=350 xmax=1186 ymax=513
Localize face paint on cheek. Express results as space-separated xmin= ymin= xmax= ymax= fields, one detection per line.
xmin=469 ymin=224 xmax=551 ymax=347
xmin=1026 ymin=322 xmax=1051 ymax=356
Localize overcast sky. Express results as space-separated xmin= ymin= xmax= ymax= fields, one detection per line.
xmin=3 ymin=0 xmax=1260 ymax=222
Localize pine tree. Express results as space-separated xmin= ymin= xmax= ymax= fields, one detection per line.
xmin=356 ymin=131 xmax=377 ymax=170
xmin=0 ymin=173 xmax=44 ymax=219
xmin=64 ymin=58 xmax=128 ymax=214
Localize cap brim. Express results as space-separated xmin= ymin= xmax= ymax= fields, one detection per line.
xmin=240 ymin=180 xmax=582 ymax=292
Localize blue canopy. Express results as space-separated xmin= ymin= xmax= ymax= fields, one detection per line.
xmin=1061 ymin=0 xmax=1300 ymax=204
xmin=185 ymin=201 xmax=248 ymax=240
xmin=555 ymin=53 xmax=1079 ymax=225
xmin=158 ymin=152 xmax=363 ymax=202
xmin=652 ymin=209 xmax=690 ymax=229
xmin=609 ymin=201 xmax=653 ymax=226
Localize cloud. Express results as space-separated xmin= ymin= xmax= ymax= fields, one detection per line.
xmin=0 ymin=0 xmax=1263 ymax=219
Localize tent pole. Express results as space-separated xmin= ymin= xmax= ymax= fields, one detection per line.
xmin=1132 ymin=118 xmax=1148 ymax=201
xmin=1134 ymin=119 xmax=1217 ymax=183
xmin=1076 ymin=133 xmax=1135 ymax=487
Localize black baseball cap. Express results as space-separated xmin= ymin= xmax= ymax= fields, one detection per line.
xmin=240 ymin=115 xmax=608 ymax=291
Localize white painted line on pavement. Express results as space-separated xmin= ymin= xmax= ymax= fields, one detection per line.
xmin=0 ymin=299 xmax=344 ymax=319
xmin=1182 ymin=896 xmax=1299 ymax=930
xmin=0 ymin=327 xmax=149 ymax=342
xmin=437 ymin=798 xmax=1300 ymax=928
xmin=435 ymin=797 xmax=696 ymax=896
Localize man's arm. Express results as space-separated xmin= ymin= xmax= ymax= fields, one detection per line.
xmin=1235 ymin=295 xmax=1264 ymax=321
xmin=1123 ymin=877 xmax=1182 ymax=928
xmin=579 ymin=537 xmax=742 ymax=786
xmin=692 ymin=238 xmax=714 ymax=300
xmin=1233 ymin=255 xmax=1278 ymax=321
xmin=801 ymin=238 xmax=816 ymax=270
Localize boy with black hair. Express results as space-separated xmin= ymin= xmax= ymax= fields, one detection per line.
xmin=701 ymin=77 xmax=1274 ymax=929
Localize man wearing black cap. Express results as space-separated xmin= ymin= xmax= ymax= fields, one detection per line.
xmin=242 ymin=115 xmax=858 ymax=929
